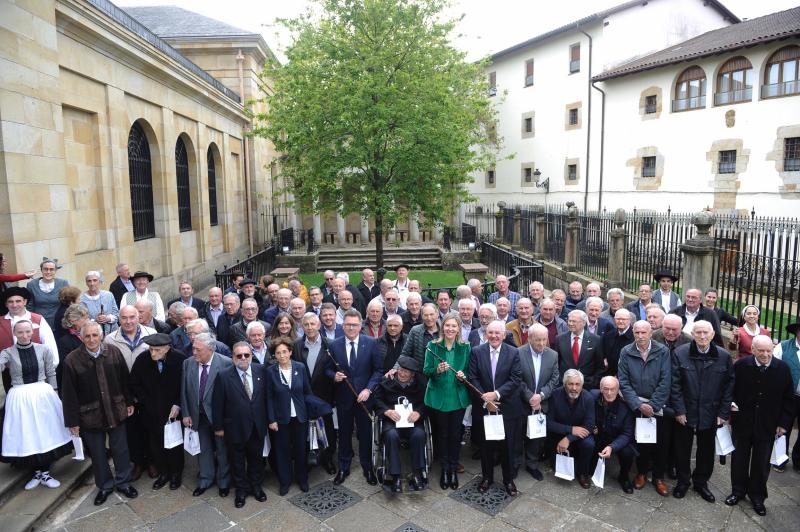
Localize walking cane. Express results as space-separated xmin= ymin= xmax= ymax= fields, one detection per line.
xmin=424 ymin=347 xmax=500 ymax=410
xmin=323 ymin=349 xmax=374 ymax=422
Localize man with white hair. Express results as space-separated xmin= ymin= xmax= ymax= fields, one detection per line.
xmin=407 ymin=279 xmax=433 ymax=305
xmin=488 ymin=275 xmax=520 ymax=318
xmin=335 ymin=290 xmax=356 ymax=325
xmin=653 ymin=314 xmax=691 ymax=353
xmin=357 ymin=268 xmax=379 ymax=305
xmin=646 ymin=304 xmax=666 ymax=331
xmin=457 ymin=297 xmax=479 ymax=342
xmin=602 ymin=308 xmax=634 ymax=376
xmin=263 ymin=288 xmax=291 ymax=325
xmin=556 ymin=309 xmax=604 ymax=389
xmin=382 ymin=289 xmax=404 ymax=320
xmin=593 ymin=376 xmax=637 ymax=493
xmin=170 ymin=305 xmax=199 ymax=353
xmin=137 ymin=299 xmax=171 ymax=334
xmin=494 ymin=297 xmax=513 ymax=324
xmin=528 ymin=281 xmax=544 ymax=313
xmin=185 ymin=319 xmax=231 ymax=358
xmin=565 ymin=281 xmax=585 ymax=312
xmin=319 ymin=270 xmax=336 ymax=297
xmin=600 ymin=288 xmax=625 ymax=320
xmin=336 ymin=272 xmax=367 ymax=315
xmin=245 ymin=321 xmax=268 ymax=364
xmin=289 ymin=297 xmax=307 ymax=337
xmin=576 ymin=282 xmax=608 ymax=312
xmin=363 ymin=300 xmax=386 ymax=338
xmin=377 ymin=314 xmax=407 ymax=373
xmin=469 ymin=303 xmax=498 ymax=346
xmin=467 ymin=278 xmax=483 ymax=306
xmin=506 ymin=298 xmax=535 ymax=347
xmin=110 ymin=263 xmax=134 ymax=306
xmin=585 ymin=296 xmax=614 ymax=337
xmin=402 ymin=292 xmax=423 ymax=333
xmin=229 ymin=298 xmax=271 ymax=346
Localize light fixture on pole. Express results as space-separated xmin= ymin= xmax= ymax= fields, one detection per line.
xmin=533 ymin=168 xmax=549 ymax=193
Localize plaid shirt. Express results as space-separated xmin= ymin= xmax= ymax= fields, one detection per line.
xmin=488 ymin=291 xmax=521 ymax=318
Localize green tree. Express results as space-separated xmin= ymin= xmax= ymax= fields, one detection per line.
xmin=253 ymin=0 xmax=499 ymax=267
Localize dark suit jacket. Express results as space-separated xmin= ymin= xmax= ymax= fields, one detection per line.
xmin=518 ymin=345 xmax=560 ymax=412
xmin=468 ymin=342 xmax=524 ymax=418
xmin=588 ymin=316 xmax=615 ymax=338
xmin=292 ymin=336 xmax=334 ymax=404
xmin=214 ymin=311 xmax=241 ymax=347
xmin=325 ymin=334 xmax=383 ymax=410
xmin=212 ymin=363 xmax=268 ymax=444
xmin=556 ymin=331 xmax=605 ymax=389
xmin=266 ymin=360 xmax=313 ymax=425
xmin=357 ymin=282 xmax=380 ymax=307
xmin=731 ymin=356 xmax=795 ymax=440
xmin=110 ymin=276 xmax=130 ymax=307
xmin=546 ymin=387 xmax=596 ymax=442
xmin=402 ymin=311 xmax=423 ymax=334
xmin=323 ymin=287 xmax=366 ymax=316
xmin=468 ymin=328 xmax=516 ymax=348
xmin=129 ymin=348 xmax=184 ymax=431
xmin=602 ymin=327 xmax=634 ymax=376
xmin=168 ymin=297 xmax=207 ymax=319
xmin=321 ymin=324 xmax=344 ymax=340
xmin=228 ymin=319 xmax=272 ymax=345
xmin=670 ymin=305 xmax=723 ymax=346
xmin=591 ymin=390 xmax=636 ymax=455
xmin=625 ymin=300 xmax=651 ymax=322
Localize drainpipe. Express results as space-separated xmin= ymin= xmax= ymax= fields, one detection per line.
xmin=236 ymin=49 xmax=254 ymax=254
xmin=577 ymin=26 xmax=592 ymax=213
xmin=591 ymin=80 xmax=606 ymax=212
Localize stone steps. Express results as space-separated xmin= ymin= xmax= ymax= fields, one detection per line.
xmin=0 ymin=456 xmax=91 ymax=531
xmin=317 ymin=245 xmax=442 ymax=271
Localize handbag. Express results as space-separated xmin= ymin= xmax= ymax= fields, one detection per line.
xmin=164 ymin=419 xmax=183 ymax=449
xmin=555 ymin=452 xmax=575 ymax=481
xmin=526 ymin=410 xmax=547 ymax=439
xmin=635 ymin=416 xmax=657 ymax=444
xmin=591 ymin=457 xmax=605 ymax=488
xmin=183 ymin=427 xmax=201 ymax=456
xmin=715 ymin=424 xmax=735 ymax=456
xmin=483 ymin=411 xmax=505 ymax=441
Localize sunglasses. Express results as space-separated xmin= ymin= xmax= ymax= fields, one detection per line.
xmin=234 ymin=352 xmax=252 ymax=359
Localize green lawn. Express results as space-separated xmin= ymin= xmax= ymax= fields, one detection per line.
xmin=299 ymin=270 xmax=470 ymax=290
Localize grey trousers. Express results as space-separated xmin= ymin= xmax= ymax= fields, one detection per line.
xmin=83 ymin=424 xmax=131 ymax=491
xmin=196 ymin=414 xmax=230 ymax=489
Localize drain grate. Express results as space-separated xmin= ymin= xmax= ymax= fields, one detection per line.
xmin=449 ymin=476 xmax=514 ymax=516
xmin=288 ymin=480 xmax=362 ymax=519
xmin=393 ymin=523 xmax=429 ymax=532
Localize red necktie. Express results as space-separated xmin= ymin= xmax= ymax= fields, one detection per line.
xmin=572 ymin=336 xmax=580 ymax=366
xmin=520 ymin=327 xmax=528 ymax=345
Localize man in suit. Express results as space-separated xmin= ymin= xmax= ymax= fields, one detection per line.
xmin=215 ymin=293 xmax=242 ymax=347
xmin=626 ymin=284 xmax=655 ymax=322
xmin=204 ymin=287 xmax=225 ymax=334
xmin=168 ymin=281 xmax=206 ymax=319
xmin=307 ymin=286 xmax=324 ymax=316
xmin=547 ymin=369 xmax=596 ymax=488
xmin=556 ymin=310 xmax=604 ymax=389
xmin=185 ymin=319 xmax=231 ymax=358
xmin=670 ymin=288 xmax=723 ymax=346
xmin=293 ymin=312 xmax=337 ymax=474
xmin=263 ymin=288 xmax=291 ymax=325
xmin=320 ymin=303 xmax=344 ymax=340
xmin=585 ymin=296 xmax=614 ymax=338
xmin=506 ymin=298 xmax=536 ymax=347
xmin=517 ymin=323 xmax=560 ymax=481
xmin=109 ymin=263 xmax=134 ymax=307
xmin=213 ymin=341 xmax=268 ymax=508
xmin=469 ymin=320 xmax=523 ymax=496
xmin=593 ymin=376 xmax=637 ymax=493
xmin=725 ymin=335 xmax=795 ymax=516
xmin=602 ymin=308 xmax=634 ymax=376
xmin=170 ymin=305 xmax=198 ymax=353
xmin=237 ymin=279 xmax=267 ymax=315
xmin=181 ymin=333 xmax=232 ymax=498
xmin=320 ymin=270 xmax=336 ymax=297
xmin=228 ymin=298 xmax=271 ymax=346
xmin=652 ymin=270 xmax=681 ymax=313
xmin=357 ymin=268 xmax=380 ymax=307
xmin=457 ymin=298 xmax=479 ymax=342
xmin=326 ymin=309 xmax=383 ymax=485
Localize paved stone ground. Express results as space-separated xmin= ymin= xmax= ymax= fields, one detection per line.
xmin=36 ymin=433 xmax=800 ymax=532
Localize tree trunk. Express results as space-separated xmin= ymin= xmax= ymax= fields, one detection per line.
xmin=375 ymin=212 xmax=384 ymax=269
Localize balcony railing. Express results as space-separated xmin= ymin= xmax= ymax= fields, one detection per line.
xmin=569 ymin=60 xmax=580 ymax=73
xmin=714 ymin=88 xmax=752 ymax=106
xmin=671 ymin=96 xmax=705 ymax=112
xmin=761 ymin=80 xmax=800 ymax=99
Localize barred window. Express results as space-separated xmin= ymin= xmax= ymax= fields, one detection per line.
xmin=524 ymin=117 xmax=533 ymax=133
xmin=127 ymin=122 xmax=155 ymax=241
xmin=569 ymin=108 xmax=578 ymax=125
xmin=718 ymin=150 xmax=737 ymax=174
xmin=176 ymin=137 xmax=192 ymax=232
xmin=207 ymin=146 xmax=218 ymax=226
xmin=785 ymin=137 xmax=800 ymax=171
xmin=524 ymin=59 xmax=534 ymax=87
xmin=569 ymin=44 xmax=580 ymax=73
xmin=567 ymin=164 xmax=577 ymax=181
xmin=524 ymin=167 xmax=532 ymax=182
xmin=642 ymin=156 xmax=656 ymax=177
xmin=645 ymin=95 xmax=657 ymax=114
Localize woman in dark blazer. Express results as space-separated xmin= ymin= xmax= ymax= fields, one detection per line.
xmin=266 ymin=336 xmax=312 ymax=495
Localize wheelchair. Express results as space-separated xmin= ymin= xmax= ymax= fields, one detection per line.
xmin=371 ymin=412 xmax=434 ymax=491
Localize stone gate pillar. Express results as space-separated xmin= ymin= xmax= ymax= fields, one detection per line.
xmin=513 ymin=207 xmax=522 ymax=247
xmin=533 ymin=205 xmax=546 ymax=259
xmin=606 ymin=208 xmax=627 ymax=289
xmin=680 ymin=211 xmax=716 ymax=293
xmin=563 ymin=202 xmax=579 ymax=272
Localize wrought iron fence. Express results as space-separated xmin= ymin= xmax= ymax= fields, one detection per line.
xmin=443 ymin=223 xmax=478 ymax=252
xmin=543 ymin=207 xmax=567 ymax=264
xmin=214 ymin=243 xmax=277 ymax=289
xmin=481 ymin=242 xmax=543 ymax=294
xmin=277 ymin=228 xmax=318 ymax=255
xmin=624 ymin=209 xmax=694 ymax=293
xmin=462 ymin=203 xmax=498 ymax=240
xmin=712 ymin=215 xmax=800 ymax=342
xmin=576 ymin=211 xmax=612 ymax=281
xmin=519 ymin=207 xmax=536 ymax=250
xmin=502 ymin=207 xmax=515 ymax=245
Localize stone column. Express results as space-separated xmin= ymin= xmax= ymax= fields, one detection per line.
xmin=495 ymin=208 xmax=503 ymax=242
xmin=433 ymin=224 xmax=443 ymax=242
xmin=360 ymin=216 xmax=370 ymax=245
xmin=533 ymin=205 xmax=546 ymax=259
xmin=563 ymin=202 xmax=579 ymax=271
xmin=512 ymin=207 xmax=522 ymax=247
xmin=410 ymin=215 xmax=420 ymax=242
xmin=336 ymin=212 xmax=346 ymax=246
xmin=606 ymin=209 xmax=627 ymax=289
xmin=680 ymin=211 xmax=716 ymax=293
xmin=313 ymin=213 xmax=322 ymax=245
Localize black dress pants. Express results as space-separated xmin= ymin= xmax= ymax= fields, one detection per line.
xmin=274 ymin=418 xmax=308 ymax=490
xmin=731 ymin=430 xmax=773 ymax=504
xmin=674 ymin=424 xmax=715 ymax=488
xmin=228 ymin=428 xmax=265 ymax=496
xmin=435 ymin=409 xmax=464 ymax=470
xmin=481 ymin=414 xmax=518 ymax=483
xmin=146 ymin=423 xmax=184 ymax=478
xmin=635 ymin=416 xmax=672 ymax=479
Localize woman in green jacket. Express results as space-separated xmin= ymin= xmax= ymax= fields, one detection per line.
xmin=424 ymin=312 xmax=470 ymax=491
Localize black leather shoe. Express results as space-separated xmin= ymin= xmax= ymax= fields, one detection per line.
xmin=526 ymin=466 xmax=544 ymax=481
xmin=672 ymin=484 xmax=688 ymax=498
xmin=300 ymin=484 xmax=309 ymax=492
xmin=392 ymin=477 xmax=402 ymax=493
xmin=364 ymin=469 xmax=378 ymax=485
xmin=440 ymin=469 xmax=448 ymax=490
xmin=279 ymin=485 xmax=289 ymax=496
xmin=94 ymin=489 xmax=113 ymax=506
xmin=333 ymin=470 xmax=349 ymax=485
xmin=324 ymin=461 xmax=337 ymax=475
xmin=619 ymin=477 xmax=633 ymax=494
xmin=254 ymin=490 xmax=267 ymax=502
xmin=152 ymin=475 xmax=169 ymax=490
xmin=694 ymin=485 xmax=715 ymax=503
xmin=218 ymin=487 xmax=229 ymax=497
xmin=449 ymin=471 xmax=459 ymax=490
xmin=234 ymin=495 xmax=246 ymax=508
xmin=724 ymin=493 xmax=741 ymax=506
xmin=117 ymin=485 xmax=138 ymax=499
xmin=752 ymin=501 xmax=767 ymax=516
xmin=193 ymin=486 xmax=208 ymax=497
xmin=504 ymin=481 xmax=518 ymax=496
xmin=578 ymin=475 xmax=590 ymax=489
xmin=409 ymin=475 xmax=425 ymax=491
xmin=478 ymin=478 xmax=491 ymax=493
xmin=169 ymin=475 xmax=182 ymax=490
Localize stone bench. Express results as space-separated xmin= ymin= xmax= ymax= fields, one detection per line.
xmin=459 ymin=263 xmax=489 ymax=283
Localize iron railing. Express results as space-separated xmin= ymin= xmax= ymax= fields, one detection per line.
xmin=543 ymin=207 xmax=567 ymax=264
xmin=214 ymin=243 xmax=277 ymax=289
xmin=576 ymin=211 xmax=612 ymax=281
xmin=277 ymin=228 xmax=318 ymax=255
xmin=624 ymin=209 xmax=694 ymax=293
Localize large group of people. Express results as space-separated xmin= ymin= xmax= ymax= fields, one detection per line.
xmin=0 ymin=258 xmax=797 ymax=518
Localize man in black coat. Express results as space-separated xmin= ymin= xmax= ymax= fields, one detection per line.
xmin=669 ymin=288 xmax=723 ymax=346
xmin=212 ymin=342 xmax=269 ymax=508
xmin=593 ymin=376 xmax=637 ymax=493
xmin=547 ymin=369 xmax=596 ymax=488
xmin=602 ymin=308 xmax=634 ymax=376
xmin=109 ymin=263 xmax=134 ymax=307
xmin=373 ymin=356 xmax=428 ymax=492
xmin=292 ymin=312 xmax=337 ymax=475
xmin=671 ymin=321 xmax=734 ymax=502
xmin=216 ymin=293 xmax=242 ymax=347
xmin=556 ymin=310 xmax=604 ymax=389
xmin=357 ymin=268 xmax=380 ymax=308
xmin=377 ymin=315 xmax=407 ymax=373
xmin=167 ymin=281 xmax=207 ymax=319
xmin=724 ymin=335 xmax=795 ymax=516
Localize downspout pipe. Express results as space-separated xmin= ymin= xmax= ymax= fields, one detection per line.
xmin=236 ymin=49 xmax=254 ymax=254
xmin=591 ymin=80 xmax=606 ymax=212
xmin=577 ymin=26 xmax=592 ymax=213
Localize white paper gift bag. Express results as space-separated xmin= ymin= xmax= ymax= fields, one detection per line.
xmin=715 ymin=424 xmax=735 ymax=456
xmin=635 ymin=416 xmax=657 ymax=444
xmin=526 ymin=411 xmax=547 ymax=439
xmin=332 ymin=407 xmax=339 ymax=430
xmin=770 ymin=435 xmax=789 ymax=466
xmin=555 ymin=452 xmax=575 ymax=481
xmin=483 ymin=412 xmax=505 ymax=440
xmin=263 ymin=434 xmax=272 ymax=457
xmin=591 ymin=457 xmax=605 ymax=488
xmin=183 ymin=427 xmax=201 ymax=456
xmin=164 ymin=420 xmax=184 ymax=449
xmin=71 ymin=435 xmax=84 ymax=461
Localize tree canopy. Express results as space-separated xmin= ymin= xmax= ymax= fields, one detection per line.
xmin=253 ymin=0 xmax=499 ymax=266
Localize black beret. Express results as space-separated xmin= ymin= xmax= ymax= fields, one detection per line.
xmin=142 ymin=333 xmax=172 ymax=347
xmin=397 ymin=355 xmax=420 ymax=372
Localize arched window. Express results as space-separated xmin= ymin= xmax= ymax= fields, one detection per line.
xmin=127 ymin=122 xmax=155 ymax=241
xmin=715 ymin=56 xmax=753 ymax=105
xmin=672 ymin=66 xmax=706 ymax=112
xmin=207 ymin=146 xmax=218 ymax=226
xmin=175 ymin=137 xmax=192 ymax=232
xmin=763 ymin=45 xmax=800 ymax=98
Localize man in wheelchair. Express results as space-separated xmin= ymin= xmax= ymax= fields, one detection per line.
xmin=373 ymin=356 xmax=428 ymax=493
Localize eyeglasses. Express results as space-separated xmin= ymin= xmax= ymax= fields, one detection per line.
xmin=343 ymin=323 xmax=361 ymax=328
xmin=325 ymin=277 xmax=334 ymax=281
xmin=234 ymin=352 xmax=252 ymax=359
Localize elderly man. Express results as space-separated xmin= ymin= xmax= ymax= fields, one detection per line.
xmin=181 ymin=333 xmax=233 ymax=497
xmin=237 ymin=279 xmax=266 ymax=314
xmin=470 ymin=303 xmax=498 ymax=347
xmin=495 ymin=297 xmax=513 ymax=324
xmin=653 ymin=314 xmax=691 ymax=352
xmin=378 ymin=315 xmax=407 ymax=373
xmin=670 ymin=288 xmax=723 ymax=346
xmin=168 ymin=281 xmax=206 ymax=319
xmin=402 ymin=292 xmax=423 ymax=333
xmin=263 ymin=288 xmax=291 ymax=325
xmin=593 ymin=376 xmax=637 ymax=493
xmin=551 ymin=289 xmax=569 ymax=320
xmin=374 ymin=355 xmax=428 ymax=493
xmin=320 ymin=270 xmax=336 ymax=297
xmin=469 ymin=320 xmax=523 ymax=496
xmin=488 ymin=275 xmax=520 ymax=318
xmin=626 ymin=285 xmax=654 ymax=322
xmin=335 ymin=290 xmax=355 ymax=325
xmin=166 ymin=301 xmax=185 ymax=330
xmin=169 ymin=305 xmax=196 ymax=352
xmin=556 ymin=310 xmax=604 ymax=389
xmin=652 ymin=270 xmax=681 ymax=313
xmin=468 ymin=278 xmax=484 ymax=306
xmin=383 ymin=289 xmax=404 ymax=320
xmin=229 ymin=298 xmax=272 ymax=346
xmin=357 ymin=268 xmax=380 ymax=305
xmin=293 ymin=312 xmax=337 ymax=474
xmin=538 ymin=298 xmax=568 ymax=348
xmin=726 ymin=335 xmax=794 ymax=516
xmin=61 ymin=322 xmax=137 ymax=505
xmin=122 ymin=271 xmax=165 ymax=322
xmin=602 ymin=308 xmax=634 ymax=376
xmin=336 ymin=273 xmax=367 ymax=315
xmin=204 ymin=287 xmax=225 ymax=332
xmin=393 ymin=263 xmax=411 ymax=294
xmin=457 ymin=298 xmax=479 ymax=342
xmin=215 ymin=293 xmax=242 ymax=347
xmin=110 ymin=263 xmax=135 ymax=306
xmin=136 ymin=299 xmax=170 ymax=334
xmin=185 ymin=318 xmax=231 ymax=358
xmin=246 ymin=322 xmax=269 ymax=364
xmin=289 ymin=297 xmax=308 ymax=337
xmin=547 ymin=369 xmax=596 ymax=488
xmin=408 ymin=279 xmax=433 ymax=305
xmin=363 ymin=300 xmax=386 ymax=338
xmin=528 ymin=281 xmax=545 ymax=311
xmin=671 ymin=320 xmax=734 ymax=502
xmin=618 ymin=321 xmax=673 ymax=496
xmin=506 ymin=298 xmax=535 ymax=348
xmin=565 ymin=281 xmax=585 ymax=312
xmin=518 ymin=323 xmax=560 ymax=481
xmin=646 ymin=305 xmax=666 ymax=331
xmin=600 ymin=288 xmax=625 ymax=320
xmin=773 ymin=322 xmax=800 ymax=472
xmin=585 ymin=296 xmax=614 ymax=337
xmin=576 ymin=282 xmax=608 ymax=312
xmin=307 ymin=286 xmax=324 ymax=316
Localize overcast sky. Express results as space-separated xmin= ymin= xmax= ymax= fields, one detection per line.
xmin=119 ymin=0 xmax=799 ymax=62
